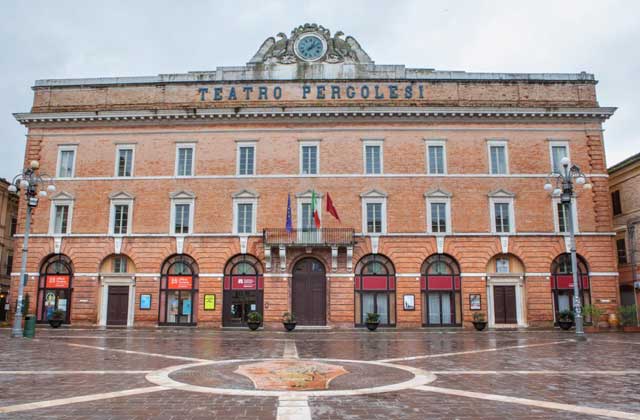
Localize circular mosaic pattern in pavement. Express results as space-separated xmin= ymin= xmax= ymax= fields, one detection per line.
xmin=146 ymin=358 xmax=437 ymax=397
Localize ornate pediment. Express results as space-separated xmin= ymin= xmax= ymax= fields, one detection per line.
xmin=249 ymin=23 xmax=373 ymax=65
xmin=488 ymin=189 xmax=516 ymax=198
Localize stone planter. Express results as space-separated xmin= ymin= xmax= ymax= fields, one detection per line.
xmin=283 ymin=322 xmax=297 ymax=332
xmin=366 ymin=321 xmax=379 ymax=331
xmin=472 ymin=321 xmax=487 ymax=331
xmin=247 ymin=321 xmax=261 ymax=331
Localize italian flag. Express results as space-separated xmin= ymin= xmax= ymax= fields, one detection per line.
xmin=311 ymin=190 xmax=321 ymax=228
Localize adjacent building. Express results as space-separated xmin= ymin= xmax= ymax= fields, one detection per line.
xmin=609 ymin=152 xmax=640 ymax=314
xmin=11 ymin=24 xmax=619 ymax=329
xmin=0 ymin=178 xmax=18 ymax=322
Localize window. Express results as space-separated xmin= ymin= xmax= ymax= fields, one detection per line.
xmin=549 ymin=142 xmax=569 ymax=174
xmin=363 ymin=140 xmax=383 ymax=174
xmin=113 ymin=204 xmax=129 ymax=235
xmin=237 ymin=143 xmax=255 ymax=175
xmin=57 ymin=146 xmax=77 ymax=178
xmin=426 ymin=140 xmax=446 ymax=174
xmin=175 ymin=144 xmax=195 ymax=176
xmin=170 ymin=190 xmax=196 ymax=235
xmin=53 ymin=205 xmax=70 ymax=234
xmin=174 ymin=204 xmax=191 ymax=234
xmin=494 ymin=203 xmax=511 ymax=233
xmin=113 ymin=256 xmax=128 ymax=273
xmin=300 ymin=142 xmax=319 ymax=175
xmin=361 ymin=190 xmax=387 ymax=234
xmin=115 ymin=146 xmax=134 ymax=177
xmin=237 ymin=204 xmax=253 ymax=234
xmin=612 ymin=191 xmax=622 ymax=215
xmin=430 ymin=203 xmax=447 ymax=233
xmin=10 ymin=217 xmax=17 ymax=236
xmin=421 ymin=254 xmax=462 ymax=327
xmin=617 ymin=238 xmax=628 ymax=265
xmin=366 ymin=203 xmax=382 ymax=233
xmin=557 ymin=202 xmax=568 ymax=233
xmin=487 ymin=141 xmax=508 ymax=174
xmin=553 ymin=198 xmax=579 ymax=234
xmin=6 ymin=254 xmax=12 ymax=276
xmin=232 ymin=190 xmax=258 ymax=235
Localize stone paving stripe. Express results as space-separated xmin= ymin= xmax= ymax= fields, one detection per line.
xmin=379 ymin=339 xmax=572 ymax=362
xmin=0 ymin=370 xmax=151 ymax=375
xmin=277 ymin=395 xmax=312 ymax=420
xmin=0 ymin=386 xmax=169 ymax=414
xmin=432 ymin=370 xmax=640 ymax=375
xmin=62 ymin=342 xmax=211 ymax=362
xmin=283 ymin=340 xmax=299 ymax=359
xmin=415 ymin=385 xmax=640 ymax=420
xmin=595 ymin=339 xmax=640 ymax=346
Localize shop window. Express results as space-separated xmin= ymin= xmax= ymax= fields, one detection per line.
xmin=421 ymin=254 xmax=462 ymax=327
xmin=355 ymin=254 xmax=396 ymax=326
xmin=222 ymin=254 xmax=264 ymax=327
xmin=550 ymin=253 xmax=591 ymax=323
xmin=159 ymin=254 xmax=199 ymax=326
xmin=37 ymin=254 xmax=73 ymax=324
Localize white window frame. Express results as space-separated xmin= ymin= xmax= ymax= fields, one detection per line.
xmin=108 ymin=192 xmax=134 ymax=236
xmin=48 ymin=192 xmax=75 ymax=235
xmin=425 ymin=139 xmax=447 ymax=175
xmin=232 ymin=190 xmax=259 ymax=235
xmin=114 ymin=144 xmax=136 ymax=177
xmin=295 ymin=190 xmax=323 ymax=229
xmin=488 ymin=190 xmax=516 ymax=234
xmin=169 ymin=191 xmax=196 ymax=235
xmin=56 ymin=145 xmax=78 ymax=179
xmin=552 ymin=197 xmax=579 ymax=234
xmin=425 ymin=189 xmax=452 ymax=234
xmin=360 ymin=189 xmax=387 ymax=235
xmin=487 ymin=140 xmax=509 ymax=175
xmin=174 ymin=143 xmax=196 ymax=177
xmin=236 ymin=141 xmax=257 ymax=176
xmin=548 ymin=140 xmax=570 ymax=174
xmin=362 ymin=139 xmax=384 ymax=175
xmin=299 ymin=141 xmax=320 ymax=175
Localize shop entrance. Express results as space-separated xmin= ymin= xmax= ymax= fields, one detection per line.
xmin=106 ymin=286 xmax=129 ymax=326
xmin=292 ymin=258 xmax=326 ymax=326
xmin=222 ymin=254 xmax=264 ymax=327
xmin=493 ymin=285 xmax=517 ymax=324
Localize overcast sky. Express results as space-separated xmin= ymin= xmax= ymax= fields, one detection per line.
xmin=1 ymin=0 xmax=638 ymax=180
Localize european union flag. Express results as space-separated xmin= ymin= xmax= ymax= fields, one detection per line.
xmin=285 ymin=193 xmax=292 ymax=234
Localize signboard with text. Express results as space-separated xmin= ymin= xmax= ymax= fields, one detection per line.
xmin=232 ymin=277 xmax=257 ymax=290
xmin=168 ymin=276 xmax=193 ymax=290
xmin=45 ymin=275 xmax=70 ymax=289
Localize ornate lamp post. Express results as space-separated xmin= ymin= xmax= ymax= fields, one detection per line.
xmin=8 ymin=161 xmax=55 ymax=338
xmin=544 ymin=157 xmax=591 ymax=340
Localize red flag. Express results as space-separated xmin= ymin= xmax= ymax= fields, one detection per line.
xmin=326 ymin=192 xmax=341 ymax=222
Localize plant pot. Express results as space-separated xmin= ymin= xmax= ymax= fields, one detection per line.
xmin=283 ymin=322 xmax=297 ymax=332
xmin=49 ymin=319 xmax=63 ymax=328
xmin=622 ymin=326 xmax=640 ymax=332
xmin=584 ymin=326 xmax=600 ymax=333
xmin=472 ymin=321 xmax=487 ymax=331
xmin=558 ymin=320 xmax=573 ymax=331
xmin=366 ymin=321 xmax=379 ymax=331
xmin=247 ymin=321 xmax=261 ymax=331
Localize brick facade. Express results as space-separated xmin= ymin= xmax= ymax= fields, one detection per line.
xmin=11 ymin=25 xmax=619 ymax=329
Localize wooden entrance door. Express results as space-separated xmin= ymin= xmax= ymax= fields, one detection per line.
xmin=107 ymin=286 xmax=129 ymax=326
xmin=292 ymin=258 xmax=326 ymax=325
xmin=494 ymin=285 xmax=517 ymax=324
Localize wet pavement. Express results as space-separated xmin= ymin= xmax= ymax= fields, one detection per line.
xmin=0 ymin=328 xmax=638 ymax=419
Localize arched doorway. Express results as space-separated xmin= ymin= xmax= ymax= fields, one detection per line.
xmin=37 ymin=254 xmax=73 ymax=324
xmin=223 ymin=254 xmax=264 ymax=327
xmin=292 ymin=257 xmax=326 ymax=326
xmin=159 ymin=254 xmax=199 ymax=326
xmin=355 ymin=254 xmax=396 ymax=327
xmin=551 ymin=253 xmax=590 ymax=323
xmin=421 ymin=254 xmax=461 ymax=327
xmin=486 ymin=253 xmax=526 ymax=327
xmin=98 ymin=254 xmax=136 ymax=327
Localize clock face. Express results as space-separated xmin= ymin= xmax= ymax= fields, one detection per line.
xmin=295 ymin=35 xmax=325 ymax=61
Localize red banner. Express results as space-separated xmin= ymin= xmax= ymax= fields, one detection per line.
xmin=232 ymin=277 xmax=257 ymax=290
xmin=45 ymin=275 xmax=69 ymax=289
xmin=168 ymin=276 xmax=193 ymax=290
xmin=554 ymin=275 xmax=590 ymax=290
xmin=361 ymin=276 xmax=388 ymax=290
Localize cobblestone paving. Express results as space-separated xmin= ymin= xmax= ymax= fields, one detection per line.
xmin=0 ymin=328 xmax=638 ymax=419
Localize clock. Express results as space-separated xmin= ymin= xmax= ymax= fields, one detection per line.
xmin=294 ymin=34 xmax=326 ymax=61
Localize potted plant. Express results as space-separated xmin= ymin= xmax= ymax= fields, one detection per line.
xmin=618 ymin=305 xmax=640 ymax=332
xmin=246 ymin=311 xmax=262 ymax=331
xmin=282 ymin=312 xmax=297 ymax=332
xmin=472 ymin=312 xmax=487 ymax=331
xmin=557 ymin=309 xmax=574 ymax=330
xmin=582 ymin=304 xmax=605 ymax=331
xmin=48 ymin=310 xmax=65 ymax=328
xmin=365 ymin=312 xmax=380 ymax=331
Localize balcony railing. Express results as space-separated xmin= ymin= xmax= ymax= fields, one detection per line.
xmin=263 ymin=228 xmax=355 ymax=247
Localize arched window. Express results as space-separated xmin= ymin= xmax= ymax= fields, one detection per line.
xmin=355 ymin=254 xmax=396 ymax=326
xmin=159 ymin=254 xmax=198 ymax=326
xmin=223 ymin=254 xmax=264 ymax=327
xmin=421 ymin=254 xmax=461 ymax=327
xmin=551 ymin=253 xmax=590 ymax=322
xmin=38 ymin=254 xmax=74 ymax=323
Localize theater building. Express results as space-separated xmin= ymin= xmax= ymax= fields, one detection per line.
xmin=11 ymin=24 xmax=619 ymax=329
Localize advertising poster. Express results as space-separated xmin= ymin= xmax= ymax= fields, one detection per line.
xmin=204 ymin=295 xmax=216 ymax=310
xmin=182 ymin=299 xmax=192 ymax=315
xmin=140 ymin=294 xmax=151 ymax=310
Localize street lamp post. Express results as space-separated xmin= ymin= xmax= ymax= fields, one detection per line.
xmin=544 ymin=157 xmax=590 ymax=341
xmin=8 ymin=161 xmax=55 ymax=338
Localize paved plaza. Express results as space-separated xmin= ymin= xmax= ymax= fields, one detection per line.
xmin=0 ymin=328 xmax=639 ymax=419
